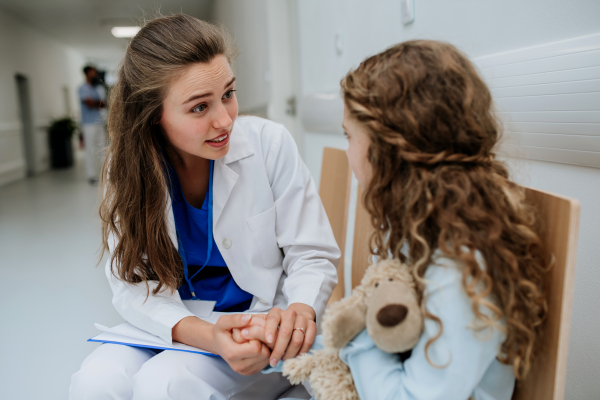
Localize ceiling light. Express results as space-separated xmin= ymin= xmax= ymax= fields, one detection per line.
xmin=111 ymin=26 xmax=140 ymax=38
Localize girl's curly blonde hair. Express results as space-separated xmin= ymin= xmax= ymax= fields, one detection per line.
xmin=341 ymin=40 xmax=548 ymax=379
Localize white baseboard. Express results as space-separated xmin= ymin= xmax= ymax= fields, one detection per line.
xmin=0 ymin=159 xmax=26 ymax=187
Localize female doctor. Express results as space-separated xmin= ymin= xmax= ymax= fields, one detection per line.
xmin=69 ymin=14 xmax=339 ymax=400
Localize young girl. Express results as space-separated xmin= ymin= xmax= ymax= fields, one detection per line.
xmin=69 ymin=14 xmax=339 ymax=400
xmin=253 ymin=40 xmax=548 ymax=400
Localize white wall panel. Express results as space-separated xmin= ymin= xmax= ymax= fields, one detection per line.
xmin=519 ymin=147 xmax=600 ymax=167
xmin=483 ymin=49 xmax=600 ymax=79
xmin=475 ymin=33 xmax=600 ymax=168
xmin=489 ymin=66 xmax=600 ymax=88
xmin=492 ymin=79 xmax=600 ymax=98
xmin=510 ymin=132 xmax=600 ymax=152
xmin=503 ymin=121 xmax=599 ymax=136
xmin=495 ymin=92 xmax=600 ymax=112
xmin=498 ymin=111 xmax=600 ymax=123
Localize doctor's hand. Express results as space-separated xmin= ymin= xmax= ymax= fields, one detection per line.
xmin=213 ymin=314 xmax=271 ymax=376
xmin=245 ymin=304 xmax=317 ymax=367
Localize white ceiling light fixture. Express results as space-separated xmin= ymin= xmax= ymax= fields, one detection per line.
xmin=111 ymin=26 xmax=141 ymax=38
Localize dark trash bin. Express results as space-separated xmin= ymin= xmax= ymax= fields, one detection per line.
xmin=48 ymin=118 xmax=77 ymax=168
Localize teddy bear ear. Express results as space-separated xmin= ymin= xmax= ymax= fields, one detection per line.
xmin=360 ymin=263 xmax=382 ymax=287
xmin=322 ymin=291 xmax=367 ymax=349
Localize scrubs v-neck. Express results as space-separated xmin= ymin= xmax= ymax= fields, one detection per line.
xmin=168 ymin=160 xmax=254 ymax=312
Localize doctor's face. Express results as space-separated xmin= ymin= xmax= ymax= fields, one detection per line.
xmin=159 ymin=55 xmax=238 ymax=161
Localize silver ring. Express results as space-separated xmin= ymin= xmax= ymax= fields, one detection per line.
xmin=294 ymin=327 xmax=305 ymax=334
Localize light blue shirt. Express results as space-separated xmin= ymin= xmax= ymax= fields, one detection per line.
xmin=268 ymin=250 xmax=515 ymax=400
xmin=78 ymin=82 xmax=103 ymax=125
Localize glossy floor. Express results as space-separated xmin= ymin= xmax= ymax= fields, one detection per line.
xmin=0 ymin=162 xmax=122 ymax=399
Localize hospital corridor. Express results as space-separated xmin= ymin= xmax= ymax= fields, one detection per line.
xmin=1 ymin=1 xmax=600 ymax=399
xmin=0 ymin=161 xmax=122 ymax=398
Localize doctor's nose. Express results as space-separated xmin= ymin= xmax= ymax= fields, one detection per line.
xmin=212 ymin=102 xmax=234 ymax=131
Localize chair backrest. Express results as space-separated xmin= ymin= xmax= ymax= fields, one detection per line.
xmin=318 ymin=148 xmax=352 ymax=304
xmin=513 ymin=187 xmax=580 ymax=400
xmin=349 ymin=184 xmax=580 ymax=400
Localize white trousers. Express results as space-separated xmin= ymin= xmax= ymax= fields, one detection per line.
xmin=69 ymin=344 xmax=310 ymax=400
xmin=82 ymin=123 xmax=106 ymax=179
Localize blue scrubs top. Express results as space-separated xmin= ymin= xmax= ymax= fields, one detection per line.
xmin=167 ymin=160 xmax=253 ymax=312
xmin=78 ymin=82 xmax=103 ymax=125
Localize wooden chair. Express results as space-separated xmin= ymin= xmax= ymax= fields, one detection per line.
xmin=348 ymin=181 xmax=580 ymax=400
xmin=319 ymin=149 xmax=581 ymax=399
xmin=318 ymin=148 xmax=352 ymax=304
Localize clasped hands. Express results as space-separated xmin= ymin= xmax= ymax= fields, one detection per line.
xmin=214 ymin=303 xmax=317 ymax=376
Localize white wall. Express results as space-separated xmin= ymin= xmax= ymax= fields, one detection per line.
xmin=293 ymin=1 xmax=600 ymax=399
xmin=0 ymin=8 xmax=86 ymax=186
xmin=212 ymin=0 xmax=301 ymax=144
xmin=212 ymin=0 xmax=270 ymax=115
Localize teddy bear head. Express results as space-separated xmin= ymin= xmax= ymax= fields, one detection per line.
xmin=359 ymin=259 xmax=423 ymax=353
xmin=322 ymin=259 xmax=423 ymax=354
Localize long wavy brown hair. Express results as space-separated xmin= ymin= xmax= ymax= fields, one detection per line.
xmin=100 ymin=14 xmax=235 ymax=295
xmin=341 ymin=40 xmax=548 ymax=379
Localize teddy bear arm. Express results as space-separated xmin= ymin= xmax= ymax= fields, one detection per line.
xmin=310 ymin=353 xmax=361 ymax=400
xmin=282 ymin=352 xmax=316 ymax=385
xmin=322 ymin=295 xmax=367 ymax=349
xmin=329 ymin=312 xmax=367 ymax=349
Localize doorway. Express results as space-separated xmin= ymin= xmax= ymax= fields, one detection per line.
xmin=15 ymin=74 xmax=35 ymax=176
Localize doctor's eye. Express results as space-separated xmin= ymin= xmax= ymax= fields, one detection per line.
xmin=375 ymin=282 xmax=379 ymax=288
xmin=192 ymin=103 xmax=207 ymax=113
xmin=223 ymin=89 xmax=236 ymax=100
xmin=389 ymin=278 xmax=393 ymax=282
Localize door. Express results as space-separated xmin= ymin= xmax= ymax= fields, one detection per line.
xmin=15 ymin=74 xmax=35 ymax=176
xmin=266 ymin=0 xmax=302 ymax=151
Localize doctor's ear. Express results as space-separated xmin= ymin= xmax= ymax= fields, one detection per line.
xmin=152 ymin=111 xmax=162 ymax=125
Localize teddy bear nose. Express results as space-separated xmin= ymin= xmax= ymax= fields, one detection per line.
xmin=377 ymin=304 xmax=409 ymax=327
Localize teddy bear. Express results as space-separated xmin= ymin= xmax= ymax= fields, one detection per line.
xmin=282 ymin=259 xmax=424 ymax=400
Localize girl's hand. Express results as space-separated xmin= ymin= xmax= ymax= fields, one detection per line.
xmin=232 ymin=315 xmax=267 ymax=344
xmin=261 ymin=304 xmax=317 ymax=366
xmin=233 ymin=314 xmax=272 ymax=347
xmin=213 ymin=314 xmax=271 ymax=375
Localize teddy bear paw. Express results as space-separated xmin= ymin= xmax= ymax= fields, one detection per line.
xmin=282 ymin=353 xmax=315 ymax=385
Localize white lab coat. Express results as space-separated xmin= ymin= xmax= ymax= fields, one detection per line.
xmin=105 ymin=116 xmax=340 ymax=344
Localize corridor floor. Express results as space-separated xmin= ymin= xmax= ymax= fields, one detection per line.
xmin=0 ymin=163 xmax=123 ymax=399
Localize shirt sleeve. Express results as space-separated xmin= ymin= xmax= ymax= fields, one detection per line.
xmin=263 ymin=123 xmax=340 ymax=323
xmin=79 ymin=84 xmax=93 ymax=102
xmin=339 ymin=258 xmax=509 ymax=400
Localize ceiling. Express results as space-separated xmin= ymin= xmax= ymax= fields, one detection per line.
xmin=0 ymin=0 xmax=215 ymax=70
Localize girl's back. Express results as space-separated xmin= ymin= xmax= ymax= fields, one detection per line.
xmin=339 ymin=40 xmax=548 ymax=399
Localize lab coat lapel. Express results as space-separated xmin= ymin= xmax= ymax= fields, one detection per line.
xmin=213 ymin=120 xmax=254 ymax=226
xmin=213 ymin=160 xmax=238 ymax=226
xmin=164 ymin=191 xmax=178 ymax=248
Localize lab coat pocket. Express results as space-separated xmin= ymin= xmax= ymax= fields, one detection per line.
xmin=247 ymin=205 xmax=283 ymax=269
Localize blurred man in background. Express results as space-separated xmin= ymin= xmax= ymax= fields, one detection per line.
xmin=79 ymin=65 xmax=106 ymax=185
